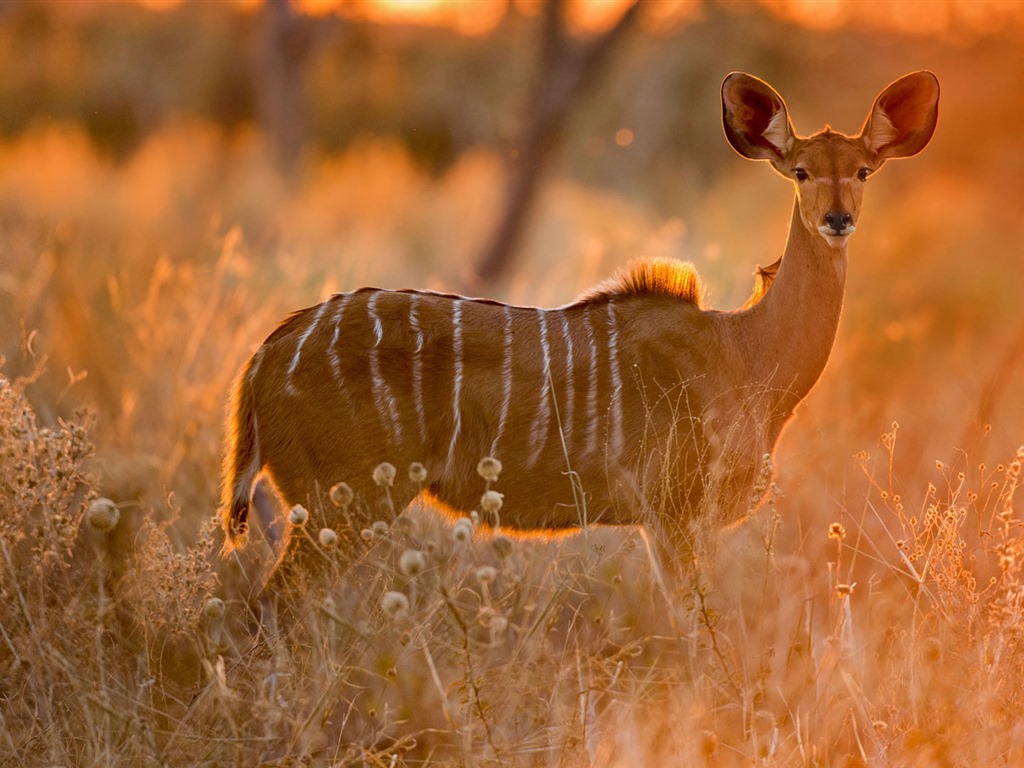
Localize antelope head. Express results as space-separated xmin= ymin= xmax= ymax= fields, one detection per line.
xmin=721 ymin=71 xmax=940 ymax=249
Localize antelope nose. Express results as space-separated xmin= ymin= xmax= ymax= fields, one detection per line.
xmin=824 ymin=211 xmax=853 ymax=233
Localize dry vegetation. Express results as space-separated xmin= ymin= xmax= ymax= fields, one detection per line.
xmin=2 ymin=2 xmax=1024 ymax=766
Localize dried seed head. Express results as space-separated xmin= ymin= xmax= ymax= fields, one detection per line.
xmin=492 ymin=535 xmax=515 ymax=559
xmin=329 ymin=482 xmax=354 ymax=508
xmin=835 ymin=583 xmax=853 ymax=597
xmin=379 ymin=590 xmax=409 ymax=618
xmin=373 ymin=462 xmax=397 ymax=488
xmin=372 ymin=520 xmax=390 ymax=537
xmin=86 ymin=497 xmax=120 ymax=533
xmin=476 ymin=565 xmax=497 ymax=584
xmin=480 ymin=490 xmax=504 ymax=515
xmin=452 ymin=518 xmax=474 ymax=543
xmin=288 ymin=505 xmax=309 ymax=526
xmin=828 ymin=522 xmax=846 ymax=541
xmin=360 ymin=528 xmax=374 ymax=542
xmin=392 ymin=514 xmax=417 ymax=536
xmin=470 ymin=510 xmax=480 ymax=526
xmin=203 ymin=597 xmax=226 ymax=621
xmin=399 ymin=549 xmax=427 ymax=577
xmin=319 ymin=528 xmax=339 ymax=548
xmin=408 ymin=462 xmax=428 ymax=484
xmin=488 ymin=614 xmax=508 ymax=635
xmin=477 ymin=456 xmax=503 ymax=483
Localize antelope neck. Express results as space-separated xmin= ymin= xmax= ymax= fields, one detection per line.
xmin=742 ymin=199 xmax=849 ymax=413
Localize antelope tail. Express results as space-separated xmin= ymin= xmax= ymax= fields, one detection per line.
xmin=220 ymin=356 xmax=261 ymax=555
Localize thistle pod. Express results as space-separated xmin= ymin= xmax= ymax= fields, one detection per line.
xmin=477 ymin=456 xmax=502 ymax=484
xmin=452 ymin=518 xmax=474 ymax=543
xmin=408 ymin=462 xmax=428 ymax=484
xmin=86 ymin=498 xmax=120 ymax=533
xmin=380 ymin=590 xmax=409 ymax=618
xmin=329 ymin=482 xmax=354 ymax=508
xmin=399 ymin=549 xmax=427 ymax=577
xmin=319 ymin=528 xmax=339 ymax=548
xmin=373 ymin=462 xmax=397 ymax=488
xmin=492 ymin=535 xmax=515 ymax=559
xmin=288 ymin=505 xmax=309 ymax=526
xmin=480 ymin=490 xmax=504 ymax=515
xmin=392 ymin=514 xmax=418 ymax=536
xmin=203 ymin=597 xmax=226 ymax=621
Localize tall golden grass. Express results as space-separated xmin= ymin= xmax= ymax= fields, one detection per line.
xmin=2 ymin=71 xmax=1023 ymax=764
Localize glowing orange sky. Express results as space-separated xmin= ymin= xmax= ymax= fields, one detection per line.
xmin=129 ymin=0 xmax=1024 ymax=38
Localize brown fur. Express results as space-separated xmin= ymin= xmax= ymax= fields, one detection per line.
xmin=220 ymin=72 xmax=939 ymax=590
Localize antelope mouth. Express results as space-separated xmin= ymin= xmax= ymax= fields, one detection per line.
xmin=818 ymin=225 xmax=856 ymax=249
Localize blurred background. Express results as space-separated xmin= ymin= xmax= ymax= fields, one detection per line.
xmin=1 ymin=0 xmax=1022 ymax=544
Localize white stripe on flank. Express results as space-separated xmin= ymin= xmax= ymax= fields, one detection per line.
xmin=607 ymin=301 xmax=624 ymax=459
xmin=367 ymin=292 xmax=404 ymax=444
xmin=287 ymin=300 xmax=332 ymax=395
xmin=559 ymin=312 xmax=575 ymax=450
xmin=528 ymin=309 xmax=552 ymax=467
xmin=408 ymin=293 xmax=427 ymax=446
xmin=584 ymin=305 xmax=599 ymax=454
xmin=490 ymin=305 xmax=515 ymax=458
xmin=446 ymin=300 xmax=464 ymax=468
xmin=328 ymin=294 xmax=351 ymax=385
xmin=247 ymin=347 xmax=265 ymax=387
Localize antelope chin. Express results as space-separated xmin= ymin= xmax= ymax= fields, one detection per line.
xmin=818 ymin=226 xmax=855 ymax=249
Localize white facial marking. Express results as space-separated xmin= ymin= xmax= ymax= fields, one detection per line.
xmin=446 ymin=300 xmax=464 ymax=469
xmin=367 ymin=292 xmax=403 ymax=444
xmin=528 ymin=309 xmax=553 ymax=467
xmin=287 ymin=300 xmax=331 ymax=395
xmin=817 ymin=226 xmax=856 ymax=249
xmin=490 ymin=305 xmax=515 ymax=459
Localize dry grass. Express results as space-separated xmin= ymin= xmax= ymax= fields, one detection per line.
xmin=4 ymin=365 xmax=1024 ymax=765
xmin=2 ymin=56 xmax=1024 ymax=764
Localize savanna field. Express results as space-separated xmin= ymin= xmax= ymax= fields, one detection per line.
xmin=2 ymin=1 xmax=1024 ymax=765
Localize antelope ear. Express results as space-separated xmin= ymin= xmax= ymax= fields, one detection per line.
xmin=861 ymin=71 xmax=939 ymax=161
xmin=721 ymin=72 xmax=795 ymax=161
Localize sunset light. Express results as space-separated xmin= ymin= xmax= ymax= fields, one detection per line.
xmin=3 ymin=0 xmax=1023 ymax=765
xmin=120 ymin=0 xmax=1024 ymax=37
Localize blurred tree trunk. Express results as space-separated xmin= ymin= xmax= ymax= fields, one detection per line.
xmin=258 ymin=0 xmax=312 ymax=175
xmin=470 ymin=0 xmax=643 ymax=289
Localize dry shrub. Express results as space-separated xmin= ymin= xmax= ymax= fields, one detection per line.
xmin=0 ymin=373 xmax=93 ymax=573
xmin=0 ymin=373 xmax=221 ymax=766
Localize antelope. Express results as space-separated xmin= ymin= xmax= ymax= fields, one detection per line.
xmin=221 ymin=71 xmax=939 ymax=587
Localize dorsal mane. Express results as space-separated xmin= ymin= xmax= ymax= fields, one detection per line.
xmin=575 ymin=257 xmax=705 ymax=307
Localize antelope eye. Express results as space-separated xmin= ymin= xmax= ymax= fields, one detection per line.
xmin=857 ymin=167 xmax=872 ymax=181
xmin=794 ymin=168 xmax=809 ymax=182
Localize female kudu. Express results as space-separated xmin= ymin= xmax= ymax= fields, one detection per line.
xmin=221 ymin=71 xmax=939 ymax=589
